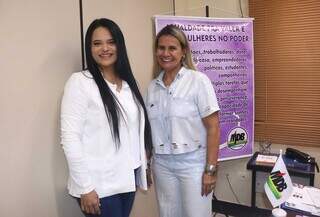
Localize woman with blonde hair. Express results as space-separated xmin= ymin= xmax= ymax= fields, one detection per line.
xmin=146 ymin=24 xmax=220 ymax=217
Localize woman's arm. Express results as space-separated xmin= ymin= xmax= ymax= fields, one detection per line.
xmin=61 ymin=74 xmax=94 ymax=194
xmin=201 ymin=111 xmax=220 ymax=196
xmin=203 ymin=111 xmax=220 ymax=168
xmin=61 ymin=74 xmax=100 ymax=214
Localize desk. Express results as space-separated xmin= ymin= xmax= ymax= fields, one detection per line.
xmin=212 ymin=199 xmax=319 ymax=217
xmin=247 ymin=152 xmax=315 ymax=207
xmin=212 ymin=199 xmax=271 ymax=216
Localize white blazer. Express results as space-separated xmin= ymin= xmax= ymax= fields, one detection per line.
xmin=60 ymin=71 xmax=147 ymax=198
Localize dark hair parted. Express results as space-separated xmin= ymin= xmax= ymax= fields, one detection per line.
xmin=85 ymin=18 xmax=153 ymax=156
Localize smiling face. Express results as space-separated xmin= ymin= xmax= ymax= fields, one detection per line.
xmin=91 ymin=27 xmax=117 ymax=72
xmin=156 ymin=35 xmax=186 ymax=75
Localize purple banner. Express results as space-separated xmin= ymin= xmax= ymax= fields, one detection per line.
xmin=155 ymin=16 xmax=254 ymax=161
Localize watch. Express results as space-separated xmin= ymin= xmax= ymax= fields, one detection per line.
xmin=204 ymin=164 xmax=217 ymax=176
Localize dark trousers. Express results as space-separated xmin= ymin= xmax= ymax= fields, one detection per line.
xmin=78 ymin=191 xmax=136 ymax=217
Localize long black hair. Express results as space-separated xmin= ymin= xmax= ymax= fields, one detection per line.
xmin=85 ymin=18 xmax=152 ymax=156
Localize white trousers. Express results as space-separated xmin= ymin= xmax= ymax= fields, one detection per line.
xmin=152 ymin=148 xmax=212 ymax=217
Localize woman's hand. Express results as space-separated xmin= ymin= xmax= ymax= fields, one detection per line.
xmin=201 ymin=172 xmax=217 ymax=196
xmin=80 ymin=190 xmax=101 ymax=215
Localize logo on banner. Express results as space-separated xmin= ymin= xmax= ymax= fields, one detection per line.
xmin=227 ymin=127 xmax=248 ymax=150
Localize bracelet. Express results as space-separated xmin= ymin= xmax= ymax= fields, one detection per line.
xmin=204 ymin=164 xmax=218 ymax=176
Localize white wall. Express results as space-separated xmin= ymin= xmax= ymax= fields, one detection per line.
xmin=4 ymin=0 xmax=316 ymax=217
xmin=0 ymin=0 xmax=171 ymax=216
xmin=0 ymin=1 xmax=82 ymax=216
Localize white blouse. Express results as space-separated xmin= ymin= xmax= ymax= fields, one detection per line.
xmin=104 ymin=79 xmax=141 ymax=169
xmin=146 ymin=67 xmax=220 ymax=154
xmin=60 ymin=71 xmax=147 ymax=198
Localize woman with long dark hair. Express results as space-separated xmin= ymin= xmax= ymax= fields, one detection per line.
xmin=61 ymin=18 xmax=152 ymax=217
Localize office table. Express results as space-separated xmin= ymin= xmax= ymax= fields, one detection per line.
xmin=212 ymin=199 xmax=319 ymax=217
xmin=212 ymin=199 xmax=271 ymax=216
xmin=246 ymin=152 xmax=315 ymax=207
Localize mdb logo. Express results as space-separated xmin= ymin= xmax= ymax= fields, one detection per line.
xmin=227 ymin=127 xmax=248 ymax=150
xmin=266 ymin=170 xmax=287 ymax=199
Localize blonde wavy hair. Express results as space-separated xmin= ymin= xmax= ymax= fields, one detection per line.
xmin=153 ymin=24 xmax=196 ymax=78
